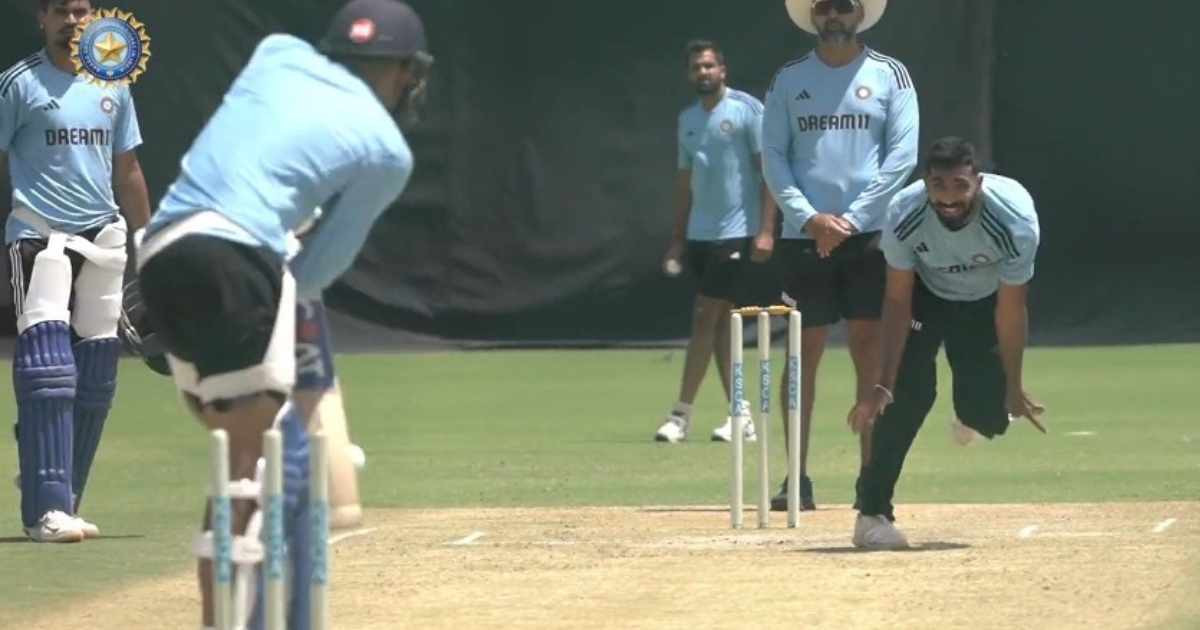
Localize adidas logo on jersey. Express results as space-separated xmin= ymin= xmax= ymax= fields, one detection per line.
xmin=38 ymin=100 xmax=60 ymax=112
xmin=795 ymin=90 xmax=811 ymax=100
xmin=915 ymin=242 xmax=930 ymax=254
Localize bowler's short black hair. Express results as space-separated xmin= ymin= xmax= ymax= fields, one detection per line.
xmin=924 ymin=137 xmax=980 ymax=174
xmin=39 ymin=0 xmax=85 ymax=10
xmin=685 ymin=39 xmax=725 ymax=67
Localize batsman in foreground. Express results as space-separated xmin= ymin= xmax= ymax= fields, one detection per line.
xmin=135 ymin=0 xmax=430 ymax=627
xmin=847 ymin=137 xmax=1045 ymax=549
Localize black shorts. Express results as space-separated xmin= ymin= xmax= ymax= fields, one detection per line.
xmin=7 ymin=226 xmax=104 ymax=326
xmin=138 ymin=235 xmax=283 ymax=380
xmin=777 ymin=232 xmax=885 ymax=328
xmin=685 ymin=238 xmax=754 ymax=304
xmin=901 ymin=281 xmax=1009 ymax=437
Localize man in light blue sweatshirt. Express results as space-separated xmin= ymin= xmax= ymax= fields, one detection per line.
xmin=762 ymin=0 xmax=919 ymax=510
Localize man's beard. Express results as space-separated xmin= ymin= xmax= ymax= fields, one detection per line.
xmin=54 ymin=29 xmax=75 ymax=50
xmin=818 ymin=21 xmax=857 ymax=44
xmin=934 ymin=200 xmax=976 ymax=231
xmin=694 ymin=79 xmax=720 ymax=95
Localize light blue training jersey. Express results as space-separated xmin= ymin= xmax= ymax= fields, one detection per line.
xmin=148 ymin=34 xmax=413 ymax=298
xmin=762 ymin=47 xmax=919 ymax=239
xmin=0 ymin=49 xmax=143 ymax=242
xmin=677 ymin=88 xmax=763 ymax=240
xmin=881 ymin=174 xmax=1041 ymax=302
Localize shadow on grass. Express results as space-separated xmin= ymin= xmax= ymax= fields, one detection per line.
xmin=801 ymin=541 xmax=970 ymax=554
xmin=639 ymin=506 xmax=732 ymax=514
xmin=639 ymin=506 xmax=848 ymax=514
xmin=0 ymin=534 xmax=145 ymax=544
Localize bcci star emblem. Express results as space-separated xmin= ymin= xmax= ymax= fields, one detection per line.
xmin=69 ymin=8 xmax=151 ymax=88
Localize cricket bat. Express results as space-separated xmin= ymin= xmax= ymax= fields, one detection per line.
xmin=310 ymin=379 xmax=363 ymax=529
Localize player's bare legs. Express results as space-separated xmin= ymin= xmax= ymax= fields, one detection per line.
xmin=657 ymin=294 xmax=737 ymax=442
xmin=188 ymin=394 xmax=280 ymax=629
xmin=678 ymin=294 xmax=734 ymax=404
xmin=711 ymin=300 xmax=733 ymax=401
xmin=846 ymin=318 xmax=881 ymax=466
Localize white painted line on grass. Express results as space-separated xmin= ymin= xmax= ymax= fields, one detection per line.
xmin=1152 ymin=518 xmax=1178 ymax=534
xmin=1018 ymin=525 xmax=1039 ymax=539
xmin=330 ymin=527 xmax=376 ymax=546
xmin=1065 ymin=431 xmax=1096 ymax=437
xmin=449 ymin=531 xmax=487 ymax=546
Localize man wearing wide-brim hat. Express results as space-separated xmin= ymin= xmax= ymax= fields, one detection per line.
xmin=757 ymin=0 xmax=919 ymax=546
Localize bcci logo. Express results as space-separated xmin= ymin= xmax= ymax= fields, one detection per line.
xmin=69 ymin=8 xmax=151 ymax=88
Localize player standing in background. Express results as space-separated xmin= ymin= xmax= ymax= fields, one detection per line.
xmin=1 ymin=0 xmax=151 ymax=542
xmin=847 ymin=137 xmax=1045 ymax=549
xmin=761 ymin=0 xmax=918 ymax=510
xmin=135 ymin=0 xmax=430 ymax=626
xmin=656 ymin=39 xmax=778 ymax=444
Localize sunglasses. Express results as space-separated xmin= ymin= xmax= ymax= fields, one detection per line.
xmin=813 ymin=0 xmax=858 ymax=16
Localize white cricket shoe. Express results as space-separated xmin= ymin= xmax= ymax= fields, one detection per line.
xmin=25 ymin=510 xmax=85 ymax=543
xmin=12 ymin=474 xmax=101 ymax=538
xmin=852 ymin=514 xmax=909 ymax=550
xmin=72 ymin=516 xmax=101 ymax=539
xmin=654 ymin=412 xmax=689 ymax=443
xmin=347 ymin=443 xmax=367 ymax=471
xmin=711 ymin=400 xmax=756 ymax=443
xmin=951 ymin=417 xmax=984 ymax=446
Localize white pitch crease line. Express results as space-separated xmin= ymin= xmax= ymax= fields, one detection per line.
xmin=330 ymin=527 xmax=376 ymax=545
xmin=1018 ymin=525 xmax=1039 ymax=539
xmin=450 ymin=531 xmax=486 ymax=546
xmin=1065 ymin=431 xmax=1096 ymax=437
xmin=1152 ymin=518 xmax=1178 ymax=534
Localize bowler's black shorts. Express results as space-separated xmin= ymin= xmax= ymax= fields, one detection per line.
xmin=685 ymin=238 xmax=753 ymax=304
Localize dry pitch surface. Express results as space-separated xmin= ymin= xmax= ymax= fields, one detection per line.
xmin=28 ymin=502 xmax=1200 ymax=629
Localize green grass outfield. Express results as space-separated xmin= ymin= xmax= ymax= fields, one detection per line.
xmin=0 ymin=344 xmax=1196 ymax=621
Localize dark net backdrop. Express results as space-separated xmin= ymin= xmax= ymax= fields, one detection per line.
xmin=0 ymin=0 xmax=1194 ymax=346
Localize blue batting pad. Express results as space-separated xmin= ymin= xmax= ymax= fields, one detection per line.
xmin=14 ymin=321 xmax=77 ymax=527
xmin=281 ymin=404 xmax=313 ymax=629
xmin=72 ymin=337 xmax=119 ymax=511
